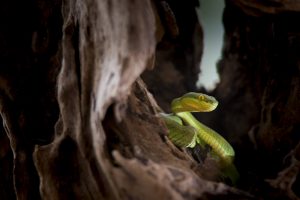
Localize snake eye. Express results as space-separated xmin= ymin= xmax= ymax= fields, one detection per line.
xmin=198 ymin=95 xmax=205 ymax=101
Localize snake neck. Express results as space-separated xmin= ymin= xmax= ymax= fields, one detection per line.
xmin=175 ymin=112 xmax=201 ymax=130
xmin=175 ymin=111 xmax=235 ymax=160
xmin=175 ymin=112 xmax=210 ymax=142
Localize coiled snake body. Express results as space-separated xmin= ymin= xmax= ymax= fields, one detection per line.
xmin=161 ymin=92 xmax=238 ymax=183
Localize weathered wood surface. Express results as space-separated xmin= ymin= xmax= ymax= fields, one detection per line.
xmin=0 ymin=0 xmax=299 ymax=199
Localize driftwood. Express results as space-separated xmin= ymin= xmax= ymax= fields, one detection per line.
xmin=0 ymin=0 xmax=299 ymax=199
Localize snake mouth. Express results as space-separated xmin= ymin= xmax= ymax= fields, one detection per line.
xmin=205 ymin=101 xmax=218 ymax=111
xmin=198 ymin=102 xmax=218 ymax=112
xmin=180 ymin=99 xmax=218 ymax=112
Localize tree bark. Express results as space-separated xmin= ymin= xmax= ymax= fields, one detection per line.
xmin=0 ymin=0 xmax=299 ymax=200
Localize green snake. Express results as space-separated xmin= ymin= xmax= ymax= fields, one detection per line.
xmin=161 ymin=92 xmax=238 ymax=183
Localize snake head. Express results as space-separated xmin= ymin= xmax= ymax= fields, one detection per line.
xmin=171 ymin=92 xmax=218 ymax=113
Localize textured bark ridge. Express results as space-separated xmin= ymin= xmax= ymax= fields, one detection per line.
xmin=203 ymin=1 xmax=300 ymax=199
xmin=0 ymin=0 xmax=299 ymax=200
xmin=0 ymin=0 xmax=61 ymax=199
